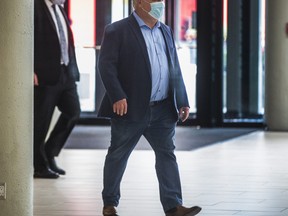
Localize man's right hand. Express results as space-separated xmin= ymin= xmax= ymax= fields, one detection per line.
xmin=34 ymin=73 xmax=39 ymax=86
xmin=113 ymin=98 xmax=127 ymax=116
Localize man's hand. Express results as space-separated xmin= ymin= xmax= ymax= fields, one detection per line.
xmin=34 ymin=73 xmax=39 ymax=86
xmin=113 ymin=99 xmax=128 ymax=116
xmin=179 ymin=107 xmax=190 ymax=122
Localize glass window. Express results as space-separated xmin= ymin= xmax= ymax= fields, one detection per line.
xmin=259 ymin=0 xmax=266 ymax=115
xmin=111 ymin=0 xmax=129 ymax=23
xmin=68 ymin=0 xmax=129 ymax=113
xmin=69 ymin=0 xmax=96 ymax=112
xmin=174 ymin=0 xmax=197 ymax=113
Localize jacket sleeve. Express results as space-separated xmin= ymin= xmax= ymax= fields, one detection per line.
xmin=98 ymin=24 xmax=128 ymax=104
xmin=168 ymin=27 xmax=190 ymax=109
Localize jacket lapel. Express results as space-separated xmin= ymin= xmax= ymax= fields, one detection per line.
xmin=127 ymin=15 xmax=152 ymax=78
xmin=42 ymin=1 xmax=57 ymax=33
xmin=159 ymin=23 xmax=174 ymax=68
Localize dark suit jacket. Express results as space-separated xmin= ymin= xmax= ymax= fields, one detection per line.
xmin=98 ymin=14 xmax=189 ymax=121
xmin=34 ymin=0 xmax=80 ymax=86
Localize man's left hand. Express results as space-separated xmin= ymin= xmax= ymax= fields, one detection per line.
xmin=179 ymin=107 xmax=190 ymax=122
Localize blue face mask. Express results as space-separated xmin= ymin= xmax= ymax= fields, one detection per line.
xmin=143 ymin=1 xmax=165 ymax=20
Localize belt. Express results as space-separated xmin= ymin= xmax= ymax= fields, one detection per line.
xmin=149 ymin=98 xmax=168 ymax=107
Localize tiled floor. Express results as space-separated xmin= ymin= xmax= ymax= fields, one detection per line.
xmin=34 ymin=130 xmax=288 ymax=216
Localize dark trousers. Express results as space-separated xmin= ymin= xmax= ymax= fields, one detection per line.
xmin=34 ymin=68 xmax=80 ymax=171
xmin=102 ymin=99 xmax=183 ymax=212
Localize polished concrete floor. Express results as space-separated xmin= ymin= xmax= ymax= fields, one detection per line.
xmin=34 ymin=129 xmax=288 ymax=216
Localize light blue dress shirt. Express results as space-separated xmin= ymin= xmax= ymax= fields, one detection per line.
xmin=133 ymin=12 xmax=169 ymax=102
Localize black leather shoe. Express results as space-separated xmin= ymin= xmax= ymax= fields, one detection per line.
xmin=34 ymin=168 xmax=59 ymax=179
xmin=103 ymin=206 xmax=119 ymax=216
xmin=47 ymin=157 xmax=66 ymax=175
xmin=165 ymin=205 xmax=202 ymax=216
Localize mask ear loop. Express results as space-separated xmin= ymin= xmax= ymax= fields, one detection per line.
xmin=140 ymin=0 xmax=150 ymax=14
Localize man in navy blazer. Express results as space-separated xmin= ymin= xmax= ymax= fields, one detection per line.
xmin=33 ymin=0 xmax=80 ymax=178
xmin=98 ymin=6 xmax=188 ymax=122
xmin=98 ymin=0 xmax=201 ymax=216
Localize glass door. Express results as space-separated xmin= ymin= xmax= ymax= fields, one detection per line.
xmin=174 ymin=0 xmax=197 ymax=113
xmin=223 ymin=0 xmax=265 ymax=123
xmin=67 ymin=0 xmax=129 ymax=115
xmin=68 ymin=0 xmax=96 ymax=112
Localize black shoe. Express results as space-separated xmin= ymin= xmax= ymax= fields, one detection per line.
xmin=103 ymin=206 xmax=119 ymax=216
xmin=34 ymin=168 xmax=59 ymax=179
xmin=47 ymin=157 xmax=66 ymax=175
xmin=165 ymin=205 xmax=202 ymax=216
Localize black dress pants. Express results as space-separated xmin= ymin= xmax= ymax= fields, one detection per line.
xmin=34 ymin=68 xmax=80 ymax=171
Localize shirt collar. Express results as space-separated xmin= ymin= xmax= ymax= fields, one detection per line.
xmin=133 ymin=11 xmax=161 ymax=29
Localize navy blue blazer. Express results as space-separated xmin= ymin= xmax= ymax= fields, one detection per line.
xmin=98 ymin=14 xmax=189 ymax=121
xmin=34 ymin=0 xmax=79 ymax=86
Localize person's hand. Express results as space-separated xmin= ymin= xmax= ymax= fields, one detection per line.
xmin=113 ymin=98 xmax=127 ymax=116
xmin=179 ymin=107 xmax=189 ymax=122
xmin=34 ymin=73 xmax=39 ymax=86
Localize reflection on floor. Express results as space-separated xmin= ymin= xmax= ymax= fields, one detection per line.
xmin=34 ymin=130 xmax=288 ymax=216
